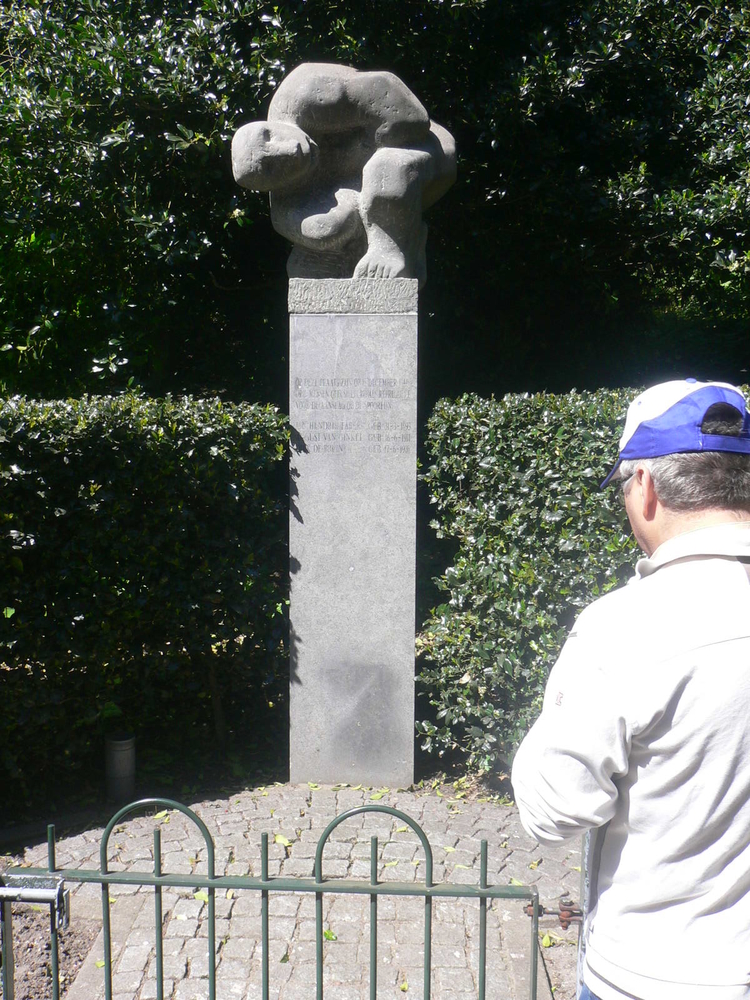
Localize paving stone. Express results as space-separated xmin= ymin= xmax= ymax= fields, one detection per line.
xmin=121 ymin=926 xmax=156 ymax=949
xmin=446 ymin=865 xmax=480 ymax=885
xmin=315 ymin=987 xmax=366 ymax=1000
xmin=378 ymin=862 xmax=418 ymax=882
xmin=431 ymin=921 xmax=466 ymax=947
xmin=224 ymin=861 xmax=255 ymax=877
xmin=392 ymin=967 xmax=426 ymax=998
xmin=282 ymin=962 xmax=318 ymax=987
xmin=161 ymin=852 xmax=193 ymax=874
xmin=112 ymin=969 xmax=144 ymax=993
xmin=187 ymin=951 xmax=211 ymax=978
xmin=213 ymin=896 xmax=234 ymax=918
xmin=318 ymin=859 xmax=349 ymax=878
xmin=165 ymin=917 xmax=199 ymax=938
xmin=323 ymin=917 xmax=362 ymax=943
xmin=384 ymin=944 xmax=425 ymax=968
xmin=118 ymin=944 xmax=152 ymax=972
xmin=335 ymin=789 xmax=368 ymax=809
xmin=350 ymin=841 xmax=376 ymax=859
xmin=318 ymin=839 xmax=356 ymax=860
xmin=139 ymin=978 xmax=175 ymax=999
xmin=281 ymin=858 xmax=316 ymax=877
xmin=182 ymin=937 xmax=219 ymax=959
xmin=148 ymin=952 xmax=188 ymax=979
xmin=437 ymin=965 xmax=477 ymax=991
xmin=270 ymin=893 xmax=302 ymax=916
xmin=381 ymin=842 xmax=417 ymax=861
xmin=393 ymin=918 xmax=430 ymax=946
xmin=348 ymin=860 xmax=373 ymax=879
xmin=109 ymin=881 xmax=141 ymax=896
xmin=216 ymin=981 xmax=248 ymax=997
xmin=173 ymin=979 xmax=210 ymax=1000
xmin=174 ymin=898 xmax=204 ymax=919
xmin=231 ymin=894 xmax=263 ymax=916
xmin=197 ymin=916 xmax=230 ymax=939
xmin=221 ymin=914 xmax=261 ymax=939
xmin=289 ymin=839 xmax=317 ymax=859
xmin=266 ymin=915 xmax=298 ymax=940
xmin=322 ymin=961 xmax=365 ymax=984
xmin=220 ymin=936 xmax=256 ymax=962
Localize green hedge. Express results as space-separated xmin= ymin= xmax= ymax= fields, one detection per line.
xmin=1 ymin=394 xmax=288 ymax=810
xmin=417 ymin=389 xmax=640 ymax=771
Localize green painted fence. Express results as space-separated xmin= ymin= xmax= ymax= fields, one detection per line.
xmin=1 ymin=799 xmax=539 ymax=1000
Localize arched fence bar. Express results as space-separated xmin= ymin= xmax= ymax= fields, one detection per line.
xmin=1 ymin=799 xmax=539 ymax=1000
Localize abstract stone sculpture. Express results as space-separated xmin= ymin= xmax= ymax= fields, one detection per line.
xmin=232 ymin=63 xmax=456 ymax=287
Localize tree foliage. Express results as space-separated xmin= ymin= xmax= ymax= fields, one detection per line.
xmin=0 ymin=393 xmax=288 ymax=809
xmin=417 ymin=388 xmax=639 ymax=771
xmin=1 ymin=0 xmax=748 ymax=399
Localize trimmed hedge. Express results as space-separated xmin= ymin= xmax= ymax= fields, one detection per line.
xmin=416 ymin=389 xmax=640 ymax=771
xmin=1 ymin=394 xmax=288 ymax=809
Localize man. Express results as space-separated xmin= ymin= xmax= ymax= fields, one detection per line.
xmin=511 ymin=378 xmax=750 ymax=1000
xmin=231 ymin=63 xmax=456 ymax=286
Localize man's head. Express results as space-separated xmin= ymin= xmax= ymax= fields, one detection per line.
xmin=232 ymin=121 xmax=315 ymax=192
xmin=602 ymin=379 xmax=750 ymax=554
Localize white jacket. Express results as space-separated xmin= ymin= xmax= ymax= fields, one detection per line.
xmin=511 ymin=521 xmax=750 ymax=1000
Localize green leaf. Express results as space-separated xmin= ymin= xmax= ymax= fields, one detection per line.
xmin=323 ymin=928 xmax=337 ymax=941
xmin=280 ymin=950 xmax=289 ymax=964
xmin=194 ymin=891 xmax=209 ymax=903
xmin=275 ymin=834 xmax=292 ymax=848
xmin=509 ymin=877 xmax=524 ymax=886
xmin=541 ymin=933 xmax=553 ymax=948
xmin=3 ymin=607 xmax=15 ymax=618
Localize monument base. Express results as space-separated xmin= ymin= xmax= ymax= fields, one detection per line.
xmin=288 ymin=278 xmax=417 ymax=788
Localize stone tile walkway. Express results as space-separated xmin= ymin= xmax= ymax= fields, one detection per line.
xmin=19 ymin=783 xmax=581 ymax=1000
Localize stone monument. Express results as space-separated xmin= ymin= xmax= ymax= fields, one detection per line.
xmin=233 ymin=63 xmax=455 ymax=786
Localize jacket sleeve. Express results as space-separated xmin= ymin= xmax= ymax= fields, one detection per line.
xmin=511 ymin=609 xmax=632 ymax=845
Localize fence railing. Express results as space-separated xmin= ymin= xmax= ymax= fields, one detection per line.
xmin=1 ymin=797 xmax=540 ymax=1000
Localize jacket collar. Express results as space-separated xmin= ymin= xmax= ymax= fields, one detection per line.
xmin=635 ymin=520 xmax=750 ymax=579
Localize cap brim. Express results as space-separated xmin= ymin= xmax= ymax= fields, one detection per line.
xmin=600 ymin=458 xmax=622 ymax=489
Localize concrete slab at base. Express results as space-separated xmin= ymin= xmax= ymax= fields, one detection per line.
xmin=288 ymin=278 xmax=418 ymax=787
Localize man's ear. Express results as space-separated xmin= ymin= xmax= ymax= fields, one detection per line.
xmin=638 ymin=467 xmax=659 ymax=521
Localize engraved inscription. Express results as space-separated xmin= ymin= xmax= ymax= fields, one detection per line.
xmin=292 ymin=376 xmax=414 ymax=455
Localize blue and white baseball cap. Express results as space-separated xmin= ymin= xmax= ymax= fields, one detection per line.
xmin=601 ymin=378 xmax=750 ymax=487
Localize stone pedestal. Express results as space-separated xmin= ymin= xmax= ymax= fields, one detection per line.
xmin=288 ymin=278 xmax=417 ymax=787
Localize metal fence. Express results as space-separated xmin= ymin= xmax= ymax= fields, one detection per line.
xmin=1 ymin=798 xmax=539 ymax=1000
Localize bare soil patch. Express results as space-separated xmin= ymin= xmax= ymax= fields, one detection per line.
xmin=0 ymin=856 xmax=100 ymax=1000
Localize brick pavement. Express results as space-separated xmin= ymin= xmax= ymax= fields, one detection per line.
xmin=19 ymin=783 xmax=581 ymax=1000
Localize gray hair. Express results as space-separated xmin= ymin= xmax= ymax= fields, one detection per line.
xmin=619 ymin=403 xmax=750 ymax=512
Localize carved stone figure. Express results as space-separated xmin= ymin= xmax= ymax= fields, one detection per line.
xmin=231 ymin=63 xmax=456 ymax=287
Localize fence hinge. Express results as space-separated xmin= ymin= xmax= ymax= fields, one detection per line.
xmin=0 ymin=874 xmax=70 ymax=930
xmin=523 ymin=895 xmax=582 ymax=929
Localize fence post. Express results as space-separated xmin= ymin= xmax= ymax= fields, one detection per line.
xmin=1 ymin=898 xmax=15 ymax=1000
